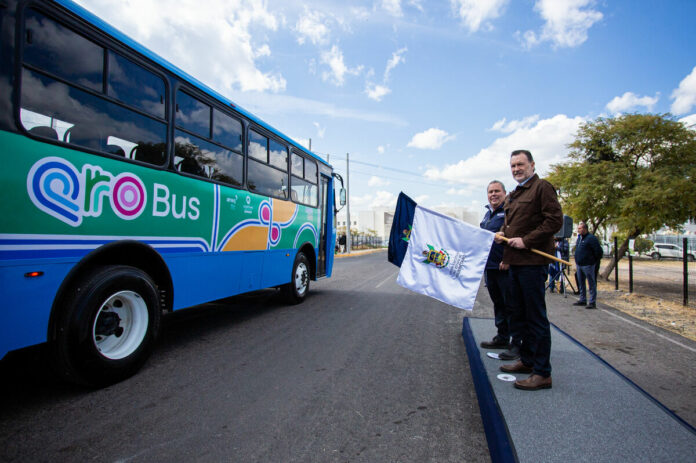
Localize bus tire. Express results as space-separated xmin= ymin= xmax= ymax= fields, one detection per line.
xmin=51 ymin=265 xmax=161 ymax=387
xmin=283 ymin=252 xmax=310 ymax=304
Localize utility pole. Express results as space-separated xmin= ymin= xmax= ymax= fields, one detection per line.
xmin=346 ymin=152 xmax=351 ymax=253
xmin=309 ymin=138 xmax=312 ymax=151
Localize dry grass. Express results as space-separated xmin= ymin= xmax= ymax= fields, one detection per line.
xmin=596 ymin=279 xmax=696 ymax=341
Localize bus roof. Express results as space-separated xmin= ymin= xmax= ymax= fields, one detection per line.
xmin=52 ymin=0 xmax=330 ymax=167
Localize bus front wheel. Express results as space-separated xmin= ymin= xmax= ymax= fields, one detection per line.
xmin=283 ymin=252 xmax=310 ymax=304
xmin=51 ymin=265 xmax=161 ymax=387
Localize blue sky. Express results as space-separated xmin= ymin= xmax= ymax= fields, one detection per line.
xmin=76 ymin=0 xmax=696 ymax=218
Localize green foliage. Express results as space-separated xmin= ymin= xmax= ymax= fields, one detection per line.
xmin=546 ymin=113 xmax=696 ymax=238
xmin=634 ymin=237 xmax=654 ymax=254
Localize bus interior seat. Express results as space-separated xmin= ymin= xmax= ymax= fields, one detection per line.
xmin=64 ymin=125 xmax=103 ymax=151
xmin=132 ymin=145 xmax=164 ymax=165
xmin=291 ymin=190 xmax=298 ymax=202
xmin=177 ymin=157 xmax=206 ymax=177
xmin=104 ymin=144 xmax=125 ymax=156
xmin=28 ymin=125 xmax=59 ymax=140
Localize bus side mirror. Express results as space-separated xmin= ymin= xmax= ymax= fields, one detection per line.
xmin=339 ymin=188 xmax=346 ymax=206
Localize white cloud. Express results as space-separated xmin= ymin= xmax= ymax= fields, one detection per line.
xmin=519 ymin=0 xmax=603 ymax=49
xmin=234 ymin=91 xmax=407 ymax=126
xmin=671 ymin=66 xmax=696 ymax=115
xmin=381 ymin=0 xmax=403 ymax=17
xmin=446 ymin=187 xmax=473 ymax=196
xmin=384 ymin=47 xmax=408 ymax=81
xmin=424 ymin=114 xmax=585 ymax=189
xmin=450 ymin=0 xmax=508 ymax=32
xmin=679 ymin=114 xmax=696 ymax=129
xmin=365 ymin=47 xmax=407 ymax=102
xmin=295 ymin=8 xmax=330 ymax=46
xmin=407 ymin=128 xmax=455 ymax=149
xmin=606 ymin=92 xmax=659 ymax=114
xmin=490 ymin=115 xmax=540 ymax=133
xmin=368 ymin=176 xmax=391 ymax=187
xmin=415 ymin=194 xmax=430 ymax=204
xmin=377 ymin=145 xmax=386 ymax=154
xmin=352 ymin=190 xmax=398 ymax=209
xmin=77 ymin=0 xmax=285 ymax=93
xmin=366 ymin=83 xmax=391 ymax=101
xmin=321 ymin=45 xmax=363 ymax=86
xmin=313 ymin=122 xmax=326 ymax=138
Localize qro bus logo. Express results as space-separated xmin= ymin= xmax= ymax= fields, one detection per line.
xmin=27 ymin=156 xmax=147 ymax=227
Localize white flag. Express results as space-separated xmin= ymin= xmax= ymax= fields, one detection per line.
xmin=396 ymin=205 xmax=495 ymax=310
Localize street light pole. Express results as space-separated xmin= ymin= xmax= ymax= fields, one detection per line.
xmin=346 ymin=152 xmax=351 ymax=254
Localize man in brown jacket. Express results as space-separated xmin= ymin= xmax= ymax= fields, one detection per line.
xmin=494 ymin=149 xmax=563 ymax=391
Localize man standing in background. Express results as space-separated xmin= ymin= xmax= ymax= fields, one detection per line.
xmin=479 ymin=180 xmax=516 ymax=358
xmin=573 ymin=221 xmax=603 ymax=309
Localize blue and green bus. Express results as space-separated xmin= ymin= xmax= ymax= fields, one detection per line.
xmin=0 ymin=0 xmax=345 ymax=385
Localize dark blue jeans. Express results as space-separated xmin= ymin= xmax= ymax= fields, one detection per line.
xmin=484 ymin=268 xmax=511 ymax=340
xmin=508 ymin=265 xmax=552 ymax=377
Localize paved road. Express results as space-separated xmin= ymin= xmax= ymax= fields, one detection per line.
xmin=0 ymin=252 xmax=489 ymax=462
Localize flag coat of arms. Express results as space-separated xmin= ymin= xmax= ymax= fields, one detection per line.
xmin=389 ymin=194 xmax=495 ymax=310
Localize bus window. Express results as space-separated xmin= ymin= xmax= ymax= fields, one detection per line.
xmin=291 ymin=152 xmax=303 ymax=177
xmin=24 ymin=9 xmax=103 ymax=92
xmin=269 ymin=139 xmax=288 ymax=170
xmin=290 ymin=152 xmax=318 ymax=207
xmin=21 ymin=69 xmax=167 ymax=163
xmin=174 ymin=131 xmax=243 ymax=187
xmin=247 ymin=129 xmax=288 ymax=199
xmin=213 ymin=108 xmax=242 ymax=152
xmin=20 ymin=9 xmax=166 ymax=164
xmin=176 ymin=90 xmax=210 ymax=138
xmin=248 ymin=129 xmax=267 ymax=162
xmin=108 ymin=52 xmax=165 ymax=119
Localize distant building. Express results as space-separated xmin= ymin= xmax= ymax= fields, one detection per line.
xmin=336 ymin=205 xmax=477 ymax=244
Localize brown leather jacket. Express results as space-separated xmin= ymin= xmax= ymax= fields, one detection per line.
xmin=501 ymin=174 xmax=563 ymax=266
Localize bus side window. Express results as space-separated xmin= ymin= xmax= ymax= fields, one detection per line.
xmin=174 ymin=130 xmax=243 ymax=187
xmin=247 ymin=129 xmax=288 ymax=199
xmin=19 ymin=9 xmax=167 ymax=164
xmin=290 ymin=152 xmax=318 ymax=207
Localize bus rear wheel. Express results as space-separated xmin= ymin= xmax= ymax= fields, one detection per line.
xmin=51 ymin=265 xmax=161 ymax=387
xmin=283 ymin=252 xmax=310 ymax=304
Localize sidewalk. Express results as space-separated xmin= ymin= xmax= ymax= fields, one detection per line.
xmin=463 ymin=317 xmax=696 ymax=462
xmin=333 ymin=248 xmax=385 ymax=259
xmin=470 ymin=283 xmax=696 ymax=429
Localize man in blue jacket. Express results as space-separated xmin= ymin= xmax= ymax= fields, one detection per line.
xmin=573 ymin=221 xmax=603 ymax=309
xmin=479 ymin=180 xmax=516 ymax=356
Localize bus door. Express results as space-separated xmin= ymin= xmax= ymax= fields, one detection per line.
xmin=317 ymin=174 xmax=330 ymax=277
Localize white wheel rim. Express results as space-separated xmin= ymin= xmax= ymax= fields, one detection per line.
xmin=294 ymin=262 xmax=308 ymax=296
xmin=92 ymin=290 xmax=149 ymax=360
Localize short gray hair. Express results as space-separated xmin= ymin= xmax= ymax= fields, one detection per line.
xmin=487 ymin=180 xmax=506 ymax=193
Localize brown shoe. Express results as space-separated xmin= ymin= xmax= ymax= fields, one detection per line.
xmin=499 ymin=361 xmax=533 ymax=374
xmin=514 ymin=374 xmax=552 ymax=391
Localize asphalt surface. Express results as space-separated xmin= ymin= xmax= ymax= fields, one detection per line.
xmin=0 ymin=251 xmax=489 ymax=462
xmin=3 ymin=250 xmax=695 ymax=462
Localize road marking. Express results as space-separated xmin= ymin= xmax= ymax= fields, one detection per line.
xmin=376 ymin=270 xmax=399 ymax=288
xmin=602 ymin=308 xmax=696 ymax=353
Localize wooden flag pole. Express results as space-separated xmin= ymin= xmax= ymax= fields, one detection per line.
xmin=495 ymin=234 xmax=571 ymax=266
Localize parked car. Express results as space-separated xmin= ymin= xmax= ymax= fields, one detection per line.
xmin=649 ymin=243 xmax=695 ymax=261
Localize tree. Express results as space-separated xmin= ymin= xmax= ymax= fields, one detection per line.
xmin=546 ymin=113 xmax=696 ymax=280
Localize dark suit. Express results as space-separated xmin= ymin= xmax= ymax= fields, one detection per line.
xmin=502 ymin=174 xmax=563 ymax=378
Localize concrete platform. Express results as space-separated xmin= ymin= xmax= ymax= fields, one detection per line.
xmin=462 ymin=317 xmax=696 ymax=463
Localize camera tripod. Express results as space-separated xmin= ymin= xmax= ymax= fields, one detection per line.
xmin=546 ymin=263 xmax=578 ymax=297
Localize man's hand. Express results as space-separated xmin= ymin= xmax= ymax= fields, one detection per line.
xmin=507 ymin=237 xmax=526 ymax=249
xmin=499 ymin=262 xmax=509 ymax=271
xmin=494 ymin=233 xmax=505 ymax=244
